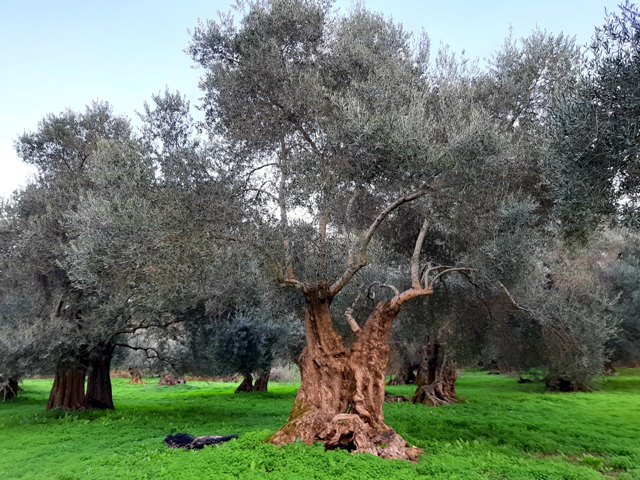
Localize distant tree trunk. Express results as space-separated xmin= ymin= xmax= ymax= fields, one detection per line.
xmin=387 ymin=354 xmax=416 ymax=385
xmin=85 ymin=343 xmax=115 ymax=410
xmin=253 ymin=371 xmax=270 ymax=392
xmin=159 ymin=374 xmax=185 ymax=386
xmin=545 ymin=373 xmax=590 ymax=392
xmin=235 ymin=373 xmax=254 ymax=393
xmin=0 ymin=377 xmax=20 ymax=402
xmin=269 ymin=291 xmax=421 ymax=462
xmin=128 ymin=368 xmax=144 ymax=384
xmin=413 ymin=341 xmax=457 ymax=407
xmin=47 ymin=362 xmax=87 ymax=411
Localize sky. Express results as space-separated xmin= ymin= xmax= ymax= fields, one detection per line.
xmin=0 ymin=0 xmax=621 ymax=199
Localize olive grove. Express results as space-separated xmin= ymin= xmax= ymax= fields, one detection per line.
xmin=0 ymin=0 xmax=637 ymax=465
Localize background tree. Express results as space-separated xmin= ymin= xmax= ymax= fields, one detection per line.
xmin=62 ymin=90 xmax=253 ymax=408
xmin=5 ymin=103 xmax=132 ymax=410
xmin=183 ymin=311 xmax=300 ymax=393
xmin=549 ymin=1 xmax=640 ymax=241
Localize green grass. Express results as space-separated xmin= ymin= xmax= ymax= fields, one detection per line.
xmin=1 ymin=371 xmax=639 ymax=479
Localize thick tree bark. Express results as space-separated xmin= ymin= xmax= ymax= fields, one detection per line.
xmin=85 ymin=344 xmax=115 ymax=410
xmin=413 ymin=341 xmax=457 ymax=407
xmin=47 ymin=363 xmax=87 ymax=411
xmin=235 ymin=373 xmax=254 ymax=393
xmin=269 ymin=291 xmax=421 ymax=462
xmin=253 ymin=371 xmax=270 ymax=392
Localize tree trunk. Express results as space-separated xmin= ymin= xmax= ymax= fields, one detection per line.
xmin=235 ymin=373 xmax=254 ymax=393
xmin=47 ymin=363 xmax=87 ymax=411
xmin=269 ymin=292 xmax=421 ymax=462
xmin=413 ymin=341 xmax=457 ymax=407
xmin=253 ymin=371 xmax=270 ymax=392
xmin=0 ymin=377 xmax=19 ymax=402
xmin=387 ymin=352 xmax=417 ymax=385
xmin=128 ymin=368 xmax=144 ymax=384
xmin=85 ymin=344 xmax=115 ymax=410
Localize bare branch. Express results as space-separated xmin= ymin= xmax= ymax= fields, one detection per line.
xmin=278 ymin=134 xmax=296 ymax=283
xmin=345 ymin=307 xmax=361 ymax=333
xmin=368 ymin=281 xmax=400 ymax=298
xmin=277 ymin=277 xmax=307 ymax=291
xmin=393 ymin=267 xmax=475 ymax=308
xmin=243 ymin=186 xmax=278 ymax=202
xmin=113 ymin=342 xmax=162 ymax=359
xmin=497 ymin=281 xmax=532 ymax=313
xmin=429 ymin=268 xmax=476 ymax=289
xmin=411 ymin=219 xmax=429 ymax=288
xmin=329 ymin=189 xmax=430 ymax=297
xmin=267 ymin=95 xmax=323 ymax=157
xmin=343 ymin=288 xmax=367 ymax=333
xmin=393 ymin=287 xmax=432 ymax=307
xmin=113 ymin=342 xmax=180 ymax=370
xmin=244 ymin=162 xmax=277 ymax=184
xmin=111 ymin=315 xmax=187 ymax=338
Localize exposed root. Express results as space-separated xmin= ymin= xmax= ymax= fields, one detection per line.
xmin=271 ymin=411 xmax=421 ymax=462
xmin=384 ymin=393 xmax=409 ymax=403
xmin=413 ymin=382 xmax=457 ymax=407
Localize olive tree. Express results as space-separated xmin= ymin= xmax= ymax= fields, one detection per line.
xmin=188 ymin=0 xmax=544 ymax=460
xmin=6 ymin=103 xmax=132 ymax=410
xmin=62 ymin=91 xmax=252 ymax=408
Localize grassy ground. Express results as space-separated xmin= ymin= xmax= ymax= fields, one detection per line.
xmin=0 ymin=370 xmax=639 ymax=480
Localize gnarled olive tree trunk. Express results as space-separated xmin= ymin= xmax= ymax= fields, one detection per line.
xmin=413 ymin=341 xmax=457 ymax=406
xmin=235 ymin=371 xmax=270 ymax=393
xmin=47 ymin=362 xmax=87 ymax=411
xmin=269 ymin=291 xmax=421 ymax=462
xmin=253 ymin=371 xmax=270 ymax=392
xmin=235 ymin=373 xmax=254 ymax=393
xmin=85 ymin=343 xmax=115 ymax=410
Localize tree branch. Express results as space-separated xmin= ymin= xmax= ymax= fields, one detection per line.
xmin=497 ymin=281 xmax=532 ymax=313
xmin=344 ymin=306 xmax=362 ymax=336
xmin=113 ymin=342 xmax=163 ymax=359
xmin=429 ymin=268 xmax=476 ymax=289
xmin=329 ymin=189 xmax=430 ymax=297
xmin=411 ymin=219 xmax=429 ymax=289
xmin=276 ymin=277 xmax=307 ymax=291
xmin=112 ymin=342 xmax=180 ymax=370
xmin=368 ymin=281 xmax=400 ymax=298
xmin=111 ymin=316 xmax=186 ymax=338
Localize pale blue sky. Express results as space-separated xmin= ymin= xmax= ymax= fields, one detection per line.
xmin=0 ymin=0 xmax=620 ymax=197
